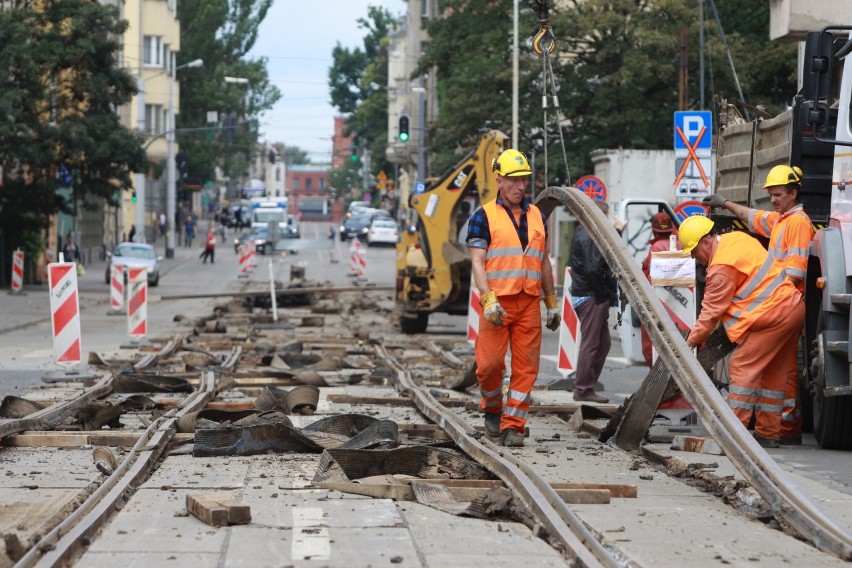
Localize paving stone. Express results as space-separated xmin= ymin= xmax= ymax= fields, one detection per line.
xmin=0 ymin=448 xmax=95 ymax=488
xmin=241 ymin=488 xmax=402 ymax=528
xmin=77 ymin=552 xmax=220 ymax=568
xmin=144 ymin=454 xmax=251 ymax=489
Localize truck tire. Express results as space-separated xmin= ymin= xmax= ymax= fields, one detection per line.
xmin=812 ymin=306 xmax=852 ymax=449
xmin=400 ymin=312 xmax=428 ymax=334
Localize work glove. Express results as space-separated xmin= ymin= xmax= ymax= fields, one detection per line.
xmin=543 ymin=295 xmax=560 ymax=331
xmin=702 ymin=194 xmax=727 ymax=209
xmin=480 ymin=291 xmax=508 ymax=326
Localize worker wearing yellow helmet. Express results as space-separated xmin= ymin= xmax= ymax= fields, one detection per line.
xmin=466 ymin=148 xmax=558 ymax=448
xmin=703 ymin=164 xmax=813 ymax=445
xmin=679 ymin=215 xmax=804 ymax=448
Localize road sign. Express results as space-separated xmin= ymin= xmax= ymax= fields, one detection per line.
xmin=673 ymin=200 xmax=710 ymax=223
xmin=674 ymin=111 xmax=712 ymax=197
xmin=414 ymin=182 xmax=426 ymax=195
xmin=575 ymin=175 xmax=607 ymax=201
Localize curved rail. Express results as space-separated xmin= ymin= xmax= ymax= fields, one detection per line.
xmin=18 ymin=371 xmax=217 ymax=567
xmin=133 ymin=333 xmax=187 ymax=370
xmin=534 ymin=186 xmax=852 ymax=559
xmin=375 ymin=344 xmax=619 ymax=567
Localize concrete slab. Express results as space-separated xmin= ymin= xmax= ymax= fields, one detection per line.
xmin=0 ymin=447 xmax=95 ymax=488
xmin=145 ymin=454 xmax=251 ymax=489
xmin=399 ymin=502 xmax=565 ymax=563
xmin=77 ymin=552 xmax=221 ymax=568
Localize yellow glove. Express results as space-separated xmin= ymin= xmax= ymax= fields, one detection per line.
xmin=543 ymin=294 xmax=560 ymax=331
xmin=480 ymin=291 xmax=508 ymax=326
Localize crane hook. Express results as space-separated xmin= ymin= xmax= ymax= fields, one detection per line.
xmin=532 ymin=24 xmax=556 ymax=56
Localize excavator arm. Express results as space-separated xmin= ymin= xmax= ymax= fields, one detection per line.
xmin=396 ymin=130 xmax=510 ymax=333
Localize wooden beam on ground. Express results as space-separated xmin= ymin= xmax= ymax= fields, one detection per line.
xmin=3 ymin=431 xmax=195 ymax=447
xmin=186 ymin=494 xmax=251 ymax=527
xmin=159 ymin=285 xmax=395 ymax=301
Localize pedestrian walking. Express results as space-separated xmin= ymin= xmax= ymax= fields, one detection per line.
xmin=703 ymin=165 xmax=813 ymax=444
xmin=569 ymin=200 xmax=624 ymax=404
xmin=158 ymin=212 xmax=167 ymax=237
xmin=199 ymin=228 xmax=216 ymax=263
xmin=62 ymin=233 xmax=82 ymax=264
xmin=640 ymin=212 xmax=679 ymax=366
xmin=679 ymin=215 xmax=804 ymax=448
xmin=466 ymin=149 xmax=560 ymax=447
xmin=184 ymin=216 xmax=195 ymax=248
xmin=128 ymin=224 xmax=136 ymax=243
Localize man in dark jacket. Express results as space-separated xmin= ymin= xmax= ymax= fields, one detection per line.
xmin=569 ymin=200 xmax=622 ymax=403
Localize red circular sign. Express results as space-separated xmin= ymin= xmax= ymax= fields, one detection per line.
xmin=673 ymin=200 xmax=710 ymax=223
xmin=575 ymin=175 xmax=607 ymax=201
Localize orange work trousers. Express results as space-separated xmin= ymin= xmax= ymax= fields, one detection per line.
xmin=727 ymin=292 xmax=804 ymax=441
xmin=781 ymin=335 xmax=802 ymax=439
xmin=475 ymin=292 xmax=542 ymax=434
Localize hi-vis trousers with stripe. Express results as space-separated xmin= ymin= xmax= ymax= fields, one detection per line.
xmin=727 ymin=292 xmax=804 ymax=441
xmin=475 ymin=292 xmax=541 ymax=434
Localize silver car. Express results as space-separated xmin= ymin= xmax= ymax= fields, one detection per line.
xmin=105 ymin=242 xmax=162 ymax=286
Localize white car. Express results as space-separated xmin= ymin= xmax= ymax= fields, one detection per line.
xmin=105 ymin=242 xmax=162 ymax=286
xmin=367 ymin=219 xmax=399 ymax=246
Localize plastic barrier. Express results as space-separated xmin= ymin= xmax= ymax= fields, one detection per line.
xmin=10 ymin=249 xmax=24 ymax=294
xmin=557 ymin=267 xmax=581 ymax=377
xmin=47 ymin=262 xmax=82 ymax=363
xmin=467 ymin=277 xmax=481 ymax=346
xmin=127 ymin=267 xmax=148 ymax=339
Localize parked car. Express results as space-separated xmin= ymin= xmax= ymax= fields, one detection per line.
xmin=347 ymin=200 xmax=371 ymax=218
xmin=367 ymin=218 xmax=399 ymax=246
xmin=105 ymin=242 xmax=161 ymax=287
xmin=339 ymin=214 xmax=372 ymax=242
xmin=250 ymin=226 xmax=272 ymax=254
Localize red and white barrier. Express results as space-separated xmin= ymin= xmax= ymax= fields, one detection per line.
xmin=348 ymin=238 xmax=361 ymax=276
xmin=127 ymin=267 xmax=148 ymax=338
xmin=356 ymin=247 xmax=367 ymax=280
xmin=247 ymin=245 xmax=257 ymax=271
xmin=467 ymin=277 xmax=481 ymax=346
xmin=109 ymin=263 xmax=125 ymax=312
xmin=557 ymin=267 xmax=581 ymax=377
xmin=47 ymin=262 xmax=82 ymax=363
xmin=10 ymin=249 xmax=24 ymax=294
xmin=238 ymin=244 xmax=251 ymax=277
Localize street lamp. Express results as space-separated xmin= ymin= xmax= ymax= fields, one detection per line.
xmin=412 ymin=84 xmax=426 ymax=185
xmin=166 ymin=58 xmax=203 ymax=258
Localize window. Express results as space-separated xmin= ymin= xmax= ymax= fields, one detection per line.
xmin=319 ymin=178 xmax=325 ymax=190
xmin=143 ymin=36 xmax=164 ymax=67
xmin=144 ymin=104 xmax=163 ymax=136
xmin=305 ymin=178 xmax=313 ymax=190
xmin=293 ymin=179 xmax=299 ymax=190
xmin=275 ymin=167 xmax=281 ymax=182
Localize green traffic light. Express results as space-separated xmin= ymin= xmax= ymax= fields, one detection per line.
xmin=131 ymin=192 xmax=137 ymax=203
xmin=350 ymin=154 xmax=358 ymax=162
xmin=399 ymin=132 xmax=409 ymax=142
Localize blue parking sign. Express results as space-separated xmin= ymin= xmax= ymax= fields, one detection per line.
xmin=674 ymin=111 xmax=712 ymax=150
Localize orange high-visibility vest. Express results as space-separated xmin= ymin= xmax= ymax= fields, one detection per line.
xmin=711 ymin=232 xmax=798 ymax=343
xmin=749 ymin=205 xmax=814 ymax=290
xmin=482 ymin=200 xmax=546 ymax=297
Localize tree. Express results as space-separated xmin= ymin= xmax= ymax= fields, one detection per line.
xmin=0 ymin=0 xmax=146 ymax=280
xmin=176 ymin=0 xmax=282 ymax=186
xmin=328 ymin=6 xmax=396 ymax=179
xmin=280 ymin=145 xmax=311 ymax=166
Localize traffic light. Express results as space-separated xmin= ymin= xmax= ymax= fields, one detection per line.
xmin=350 ymin=142 xmax=358 ymax=162
xmin=131 ymin=190 xmax=137 ymax=203
xmin=398 ymin=114 xmax=410 ymax=142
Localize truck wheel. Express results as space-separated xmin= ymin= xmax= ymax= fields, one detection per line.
xmin=400 ymin=312 xmax=428 ymax=334
xmin=812 ymin=324 xmax=852 ymax=449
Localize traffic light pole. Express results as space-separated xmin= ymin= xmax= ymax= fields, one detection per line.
xmin=166 ymin=70 xmax=177 ymax=258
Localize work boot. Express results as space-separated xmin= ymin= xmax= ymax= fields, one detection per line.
xmin=498 ymin=429 xmax=524 ymax=447
xmin=574 ymin=391 xmax=609 ymax=404
xmin=780 ymin=435 xmax=802 ymax=446
xmin=753 ymin=433 xmax=779 ymax=449
xmin=484 ymin=412 xmax=501 ymax=437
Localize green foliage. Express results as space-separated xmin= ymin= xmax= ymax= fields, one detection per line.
xmin=0 ymin=0 xmax=145 ymax=269
xmin=176 ymin=0 xmax=282 ymax=183
xmin=328 ymin=6 xmax=396 ymax=178
xmin=280 ymin=145 xmax=311 ymax=166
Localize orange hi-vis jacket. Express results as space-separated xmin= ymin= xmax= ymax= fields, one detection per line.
xmin=748 ymin=204 xmax=814 ymax=289
xmin=711 ymin=232 xmax=798 ymax=343
xmin=482 ymin=200 xmax=546 ymax=297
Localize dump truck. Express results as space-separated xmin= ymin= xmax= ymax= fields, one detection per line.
xmin=396 ymin=130 xmax=509 ymax=333
xmin=712 ymin=26 xmax=852 ymax=449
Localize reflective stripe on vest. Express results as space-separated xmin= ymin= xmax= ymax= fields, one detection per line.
xmin=711 ymin=232 xmax=798 ymax=343
xmin=748 ymin=206 xmax=814 ymax=291
xmin=482 ymin=200 xmax=546 ymax=297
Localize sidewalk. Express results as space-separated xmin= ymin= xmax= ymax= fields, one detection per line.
xmin=0 ymin=237 xmax=192 ymax=335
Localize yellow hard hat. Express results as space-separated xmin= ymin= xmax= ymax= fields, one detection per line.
xmin=763 ymin=165 xmax=803 ymax=189
xmin=678 ymin=215 xmax=714 ymax=254
xmin=492 ymin=149 xmax=532 ymax=177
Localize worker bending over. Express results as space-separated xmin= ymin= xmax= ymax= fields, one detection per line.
xmin=467 ymin=149 xmax=560 ymax=447
xmin=703 ymin=165 xmax=813 ymax=444
xmin=679 ymin=215 xmax=804 ymax=448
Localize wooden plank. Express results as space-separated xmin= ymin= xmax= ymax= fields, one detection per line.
xmin=313 ymin=482 xmax=610 ymax=504
xmin=160 ymin=285 xmax=395 ymax=301
xmin=186 ymin=494 xmax=251 ymax=527
xmin=158 ymin=399 xmax=257 ymax=411
xmin=3 ymin=431 xmax=195 ymax=447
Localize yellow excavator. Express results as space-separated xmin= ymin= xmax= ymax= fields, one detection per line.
xmin=396 ymin=129 xmax=510 ymax=333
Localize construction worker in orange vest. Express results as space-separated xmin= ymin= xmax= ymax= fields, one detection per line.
xmin=679 ymin=215 xmax=805 ymax=448
xmin=466 ymin=149 xmax=559 ymax=447
xmin=703 ymin=165 xmax=813 ymax=445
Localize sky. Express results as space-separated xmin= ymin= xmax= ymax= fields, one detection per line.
xmin=249 ymin=0 xmax=407 ymax=164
